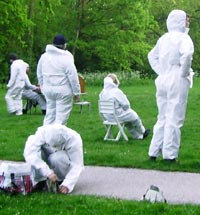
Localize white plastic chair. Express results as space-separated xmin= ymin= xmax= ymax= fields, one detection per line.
xmin=98 ymin=100 xmax=128 ymax=141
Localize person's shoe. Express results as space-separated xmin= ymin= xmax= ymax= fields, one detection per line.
xmin=32 ymin=180 xmax=47 ymax=192
xmin=42 ymin=110 xmax=46 ymax=115
xmin=45 ymin=178 xmax=59 ymax=193
xmin=15 ymin=111 xmax=23 ymax=116
xmin=10 ymin=111 xmax=16 ymax=115
xmin=164 ymin=158 xmax=176 ymax=163
xmin=149 ymin=156 xmax=157 ymax=161
xmin=23 ymin=109 xmax=27 ymax=114
xmin=143 ymin=129 xmax=150 ymax=139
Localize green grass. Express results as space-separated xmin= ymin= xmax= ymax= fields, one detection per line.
xmin=1 ymin=193 xmax=200 ymax=215
xmin=1 ymin=78 xmax=200 ymax=214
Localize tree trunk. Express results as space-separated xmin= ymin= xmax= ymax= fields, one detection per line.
xmin=72 ymin=0 xmax=85 ymax=56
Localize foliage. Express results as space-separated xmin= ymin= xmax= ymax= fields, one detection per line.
xmin=0 ymin=0 xmax=32 ymax=83
xmin=79 ymin=71 xmax=142 ymax=86
xmin=0 ymin=0 xmax=200 ymax=81
xmin=70 ymin=0 xmax=153 ymax=72
xmin=147 ymin=0 xmax=200 ymax=75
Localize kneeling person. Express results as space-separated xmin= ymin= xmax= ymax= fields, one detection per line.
xmin=23 ymin=124 xmax=84 ymax=194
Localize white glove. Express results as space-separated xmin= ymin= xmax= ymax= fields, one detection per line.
xmin=142 ymin=185 xmax=166 ymax=203
xmin=187 ymin=68 xmax=195 ymax=88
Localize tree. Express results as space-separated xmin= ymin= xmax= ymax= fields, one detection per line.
xmin=148 ymin=0 xmax=200 ymax=75
xmin=56 ymin=0 xmax=155 ymax=73
xmin=1 ymin=0 xmax=200 ymax=83
xmin=0 ymin=0 xmax=32 ymax=83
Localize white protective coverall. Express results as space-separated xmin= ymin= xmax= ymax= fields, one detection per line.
xmin=148 ymin=10 xmax=194 ymax=159
xmin=99 ymin=77 xmax=145 ymax=139
xmin=22 ymin=74 xmax=46 ymax=111
xmin=5 ymin=59 xmax=28 ymax=115
xmin=23 ymin=124 xmax=84 ymax=193
xmin=37 ymin=45 xmax=80 ymax=125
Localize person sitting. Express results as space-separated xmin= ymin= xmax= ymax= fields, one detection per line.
xmin=22 ymin=66 xmax=46 ymax=115
xmin=23 ymin=124 xmax=84 ymax=194
xmin=99 ymin=73 xmax=150 ymax=140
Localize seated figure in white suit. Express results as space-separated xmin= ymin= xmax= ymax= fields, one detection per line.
xmin=99 ymin=73 xmax=150 ymax=140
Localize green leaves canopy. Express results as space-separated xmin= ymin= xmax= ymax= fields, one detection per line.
xmin=0 ymin=0 xmax=200 ymax=83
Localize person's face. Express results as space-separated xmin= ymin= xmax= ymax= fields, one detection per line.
xmin=113 ymin=77 xmax=118 ymax=85
xmin=108 ymin=75 xmax=117 ymax=84
xmin=63 ymin=43 xmax=67 ymax=50
xmin=26 ymin=67 xmax=30 ymax=73
xmin=186 ymin=15 xmax=190 ymax=28
xmin=110 ymin=75 xmax=119 ymax=86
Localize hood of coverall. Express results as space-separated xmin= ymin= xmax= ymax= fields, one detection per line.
xmin=44 ymin=124 xmax=66 ymax=148
xmin=103 ymin=77 xmax=118 ymax=90
xmin=24 ymin=62 xmax=29 ymax=71
xmin=11 ymin=60 xmax=29 ymax=72
xmin=45 ymin=44 xmax=67 ymax=56
xmin=166 ymin=9 xmax=187 ymax=33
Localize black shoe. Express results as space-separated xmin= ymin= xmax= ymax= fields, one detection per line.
xmin=164 ymin=158 xmax=176 ymax=163
xmin=143 ymin=129 xmax=150 ymax=139
xmin=149 ymin=156 xmax=157 ymax=161
xmin=32 ymin=180 xmax=47 ymax=192
xmin=22 ymin=109 xmax=27 ymax=114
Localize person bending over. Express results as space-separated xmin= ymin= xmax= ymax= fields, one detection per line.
xmin=23 ymin=124 xmax=84 ymax=194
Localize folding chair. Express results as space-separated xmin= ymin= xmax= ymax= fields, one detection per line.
xmin=74 ymin=74 xmax=91 ymax=113
xmin=98 ymin=100 xmax=128 ymax=141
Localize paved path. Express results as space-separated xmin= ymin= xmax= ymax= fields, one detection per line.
xmin=73 ymin=166 xmax=200 ymax=205
xmin=1 ymin=161 xmax=200 ymax=205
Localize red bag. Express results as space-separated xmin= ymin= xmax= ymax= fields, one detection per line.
xmin=0 ymin=162 xmax=33 ymax=195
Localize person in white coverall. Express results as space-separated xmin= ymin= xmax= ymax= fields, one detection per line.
xmin=37 ymin=34 xmax=80 ymax=125
xmin=23 ymin=124 xmax=84 ymax=194
xmin=99 ymin=74 xmax=150 ymax=139
xmin=22 ymin=67 xmax=46 ymax=115
xmin=5 ymin=53 xmax=29 ymax=115
xmin=148 ymin=10 xmax=194 ymax=161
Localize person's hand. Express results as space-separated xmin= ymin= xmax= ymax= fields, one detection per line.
xmin=47 ymin=172 xmax=58 ymax=183
xmin=74 ymin=95 xmax=80 ymax=102
xmin=34 ymin=86 xmax=41 ymax=93
xmin=59 ymin=185 xmax=69 ymax=194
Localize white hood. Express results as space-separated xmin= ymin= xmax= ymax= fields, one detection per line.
xmin=167 ymin=9 xmax=186 ymax=33
xmin=103 ymin=77 xmax=118 ymax=90
xmin=43 ymin=124 xmax=66 ymax=148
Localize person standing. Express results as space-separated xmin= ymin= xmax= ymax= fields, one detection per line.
xmin=99 ymin=73 xmax=150 ymax=140
xmin=148 ymin=10 xmax=194 ymax=161
xmin=23 ymin=124 xmax=84 ymax=194
xmin=37 ymin=34 xmax=80 ymax=125
xmin=5 ymin=53 xmax=28 ymax=115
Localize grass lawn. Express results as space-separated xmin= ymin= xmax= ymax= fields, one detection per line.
xmin=0 ymin=78 xmax=200 ymax=214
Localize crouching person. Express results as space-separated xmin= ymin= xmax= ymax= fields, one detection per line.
xmin=23 ymin=124 xmax=84 ymax=194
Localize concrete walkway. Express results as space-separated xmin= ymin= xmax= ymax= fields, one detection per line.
xmin=1 ymin=161 xmax=200 ymax=205
xmin=73 ymin=166 xmax=200 ymax=205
